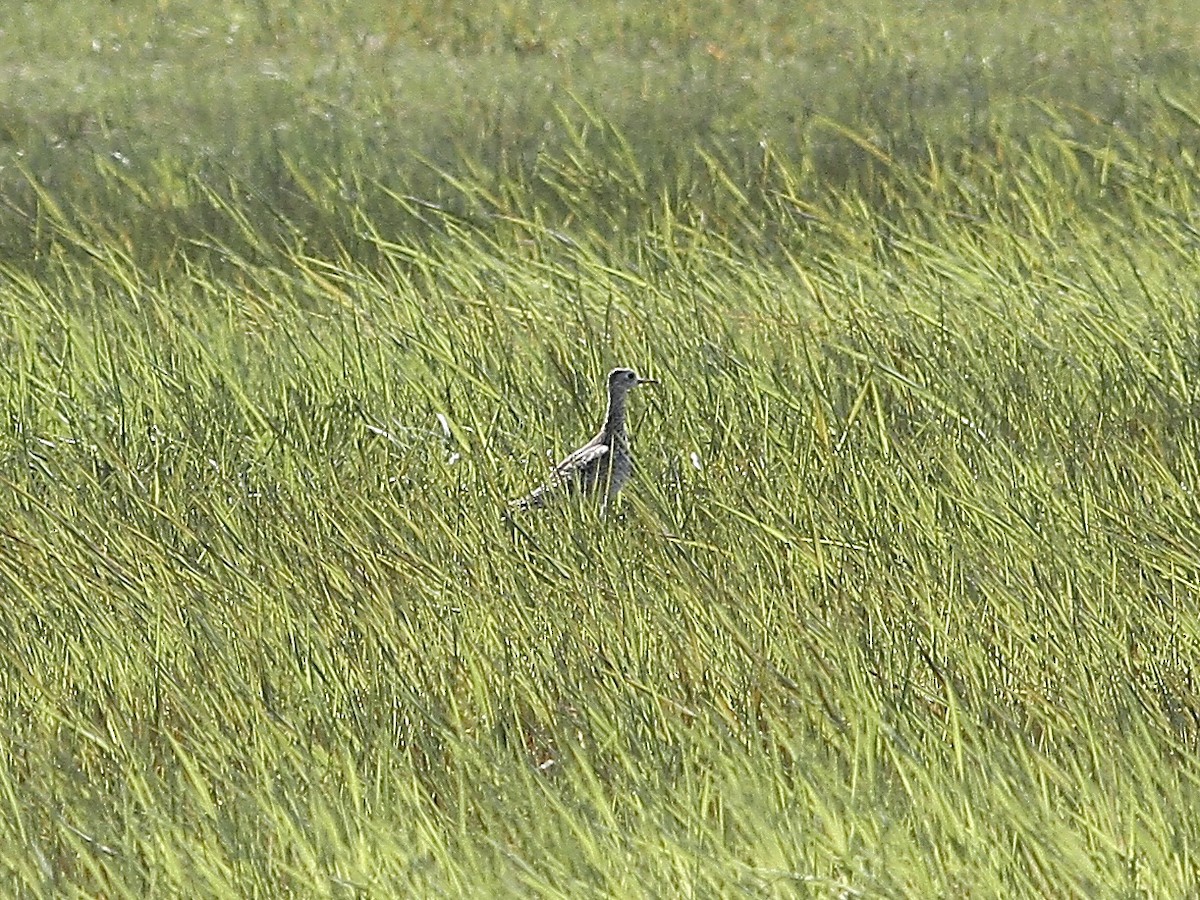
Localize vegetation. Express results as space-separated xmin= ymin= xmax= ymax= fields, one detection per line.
xmin=2 ymin=0 xmax=1200 ymax=895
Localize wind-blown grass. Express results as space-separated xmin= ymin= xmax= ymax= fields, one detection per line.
xmin=3 ymin=1 xmax=1200 ymax=897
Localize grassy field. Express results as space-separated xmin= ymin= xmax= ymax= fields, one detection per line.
xmin=3 ymin=1 xmax=1200 ymax=896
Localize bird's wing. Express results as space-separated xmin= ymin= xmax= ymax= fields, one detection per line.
xmin=554 ymin=442 xmax=609 ymax=476
xmin=511 ymin=442 xmax=609 ymax=510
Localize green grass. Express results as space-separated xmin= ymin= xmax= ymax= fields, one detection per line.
xmin=4 ymin=1 xmax=1200 ymax=896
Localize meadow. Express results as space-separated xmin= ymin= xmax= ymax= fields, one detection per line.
xmin=3 ymin=1 xmax=1200 ymax=896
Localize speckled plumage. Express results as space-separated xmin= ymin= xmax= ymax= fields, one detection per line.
xmin=513 ymin=367 xmax=656 ymax=511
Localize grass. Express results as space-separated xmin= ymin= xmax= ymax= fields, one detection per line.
xmin=3 ymin=0 xmax=1200 ymax=896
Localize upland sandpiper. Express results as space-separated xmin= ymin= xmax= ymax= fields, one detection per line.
xmin=512 ymin=367 xmax=657 ymax=511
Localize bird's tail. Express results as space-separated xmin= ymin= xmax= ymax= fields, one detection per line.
xmin=508 ymin=487 xmax=547 ymax=512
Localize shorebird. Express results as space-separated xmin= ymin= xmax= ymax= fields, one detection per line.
xmin=512 ymin=367 xmax=657 ymax=512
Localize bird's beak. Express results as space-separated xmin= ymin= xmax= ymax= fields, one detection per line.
xmin=637 ymin=377 xmax=659 ymax=386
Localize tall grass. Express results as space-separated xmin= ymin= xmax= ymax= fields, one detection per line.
xmin=3 ymin=1 xmax=1200 ymax=896
xmin=4 ymin=0 xmax=1199 ymax=268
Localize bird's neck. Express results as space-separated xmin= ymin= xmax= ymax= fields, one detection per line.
xmin=603 ymin=392 xmax=628 ymax=434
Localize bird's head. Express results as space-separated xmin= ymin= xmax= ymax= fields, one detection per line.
xmin=608 ymin=367 xmax=657 ymax=395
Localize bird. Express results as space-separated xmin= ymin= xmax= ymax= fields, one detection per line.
xmin=512 ymin=367 xmax=657 ymax=512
